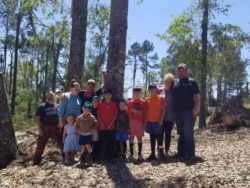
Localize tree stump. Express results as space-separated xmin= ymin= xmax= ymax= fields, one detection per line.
xmin=0 ymin=72 xmax=17 ymax=168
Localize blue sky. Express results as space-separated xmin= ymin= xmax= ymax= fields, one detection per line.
xmin=124 ymin=0 xmax=250 ymax=60
xmin=112 ymin=0 xmax=250 ymax=95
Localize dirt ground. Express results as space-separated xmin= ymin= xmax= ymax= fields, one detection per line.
xmin=0 ymin=125 xmax=250 ymax=188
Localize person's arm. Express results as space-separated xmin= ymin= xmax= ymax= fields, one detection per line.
xmin=159 ymin=97 xmax=165 ymax=126
xmin=144 ymin=99 xmax=148 ymax=130
xmin=62 ymin=125 xmax=67 ymax=143
xmin=35 ymin=115 xmax=43 ymax=136
xmin=58 ymin=96 xmax=67 ymax=128
xmin=106 ymin=104 xmax=117 ymax=130
xmin=193 ymin=93 xmax=201 ymax=116
xmin=97 ymin=112 xmax=105 ymax=130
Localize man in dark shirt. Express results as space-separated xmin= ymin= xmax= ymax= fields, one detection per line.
xmin=172 ymin=63 xmax=201 ymax=161
xmin=33 ymin=91 xmax=63 ymax=165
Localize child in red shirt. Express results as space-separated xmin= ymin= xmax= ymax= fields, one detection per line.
xmin=127 ymin=86 xmax=146 ymax=161
xmin=97 ymin=88 xmax=117 ymax=162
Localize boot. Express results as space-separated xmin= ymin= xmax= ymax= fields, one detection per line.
xmin=80 ymin=153 xmax=86 ymax=164
xmin=86 ymin=152 xmax=93 ymax=166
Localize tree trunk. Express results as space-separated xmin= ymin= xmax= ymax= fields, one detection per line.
xmin=0 ymin=73 xmax=17 ymax=168
xmin=106 ymin=0 xmax=128 ymax=101
xmin=199 ymin=0 xmax=209 ymax=128
xmin=67 ymin=0 xmax=88 ymax=90
xmin=10 ymin=10 xmax=23 ymax=115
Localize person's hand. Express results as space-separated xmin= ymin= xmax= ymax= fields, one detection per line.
xmin=60 ymin=93 xmax=66 ymax=101
xmin=58 ymin=120 xmax=64 ymax=128
xmin=192 ymin=106 xmax=200 ymax=116
xmin=159 ymin=120 xmax=163 ymax=126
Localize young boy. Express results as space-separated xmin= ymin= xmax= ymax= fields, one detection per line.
xmin=145 ymin=83 xmax=165 ymax=161
xmin=75 ymin=101 xmax=99 ymax=165
xmin=127 ymin=86 xmax=146 ymax=161
xmin=97 ymin=88 xmax=117 ymax=162
xmin=115 ymin=99 xmax=130 ymax=161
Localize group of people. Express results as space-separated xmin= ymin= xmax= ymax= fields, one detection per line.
xmin=32 ymin=63 xmax=200 ymax=166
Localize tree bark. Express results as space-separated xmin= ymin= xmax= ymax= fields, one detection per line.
xmin=0 ymin=73 xmax=17 ymax=168
xmin=199 ymin=0 xmax=209 ymax=128
xmin=67 ymin=0 xmax=88 ymax=90
xmin=106 ymin=0 xmax=128 ymax=101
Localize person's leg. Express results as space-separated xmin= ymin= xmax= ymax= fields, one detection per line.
xmin=129 ymin=137 xmax=134 ymax=157
xmin=137 ymin=137 xmax=143 ymax=157
xmin=80 ymin=145 xmax=86 ymax=164
xmin=164 ymin=121 xmax=174 ymax=156
xmin=146 ymin=134 xmax=156 ymax=160
xmin=176 ymin=114 xmax=185 ymax=157
xmin=92 ymin=141 xmax=100 ymax=162
xmin=182 ymin=111 xmax=196 ymax=159
xmin=129 ymin=119 xmax=136 ymax=158
xmin=122 ymin=141 xmax=127 ymax=159
xmin=106 ymin=130 xmax=116 ymax=161
xmin=157 ymin=121 xmax=166 ymax=157
xmin=50 ymin=126 xmax=64 ymax=160
xmin=33 ymin=126 xmax=50 ymax=165
xmin=65 ymin=152 xmax=70 ymax=163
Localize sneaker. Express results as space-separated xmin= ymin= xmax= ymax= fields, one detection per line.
xmin=80 ymin=153 xmax=86 ymax=164
xmin=33 ymin=157 xmax=42 ymax=166
xmin=137 ymin=154 xmax=144 ymax=161
xmin=127 ymin=155 xmax=134 ymax=162
xmin=158 ymin=152 xmax=166 ymax=160
xmin=86 ymin=153 xmax=93 ymax=166
xmin=146 ymin=154 xmax=156 ymax=161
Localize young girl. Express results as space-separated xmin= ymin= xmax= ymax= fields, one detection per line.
xmin=62 ymin=115 xmax=80 ymax=164
xmin=115 ymin=99 xmax=130 ymax=160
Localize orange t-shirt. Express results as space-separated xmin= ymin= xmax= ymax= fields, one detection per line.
xmin=127 ymin=98 xmax=146 ymax=122
xmin=145 ymin=95 xmax=164 ymax=122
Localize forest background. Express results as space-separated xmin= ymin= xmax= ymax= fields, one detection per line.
xmin=0 ymin=0 xmax=249 ymax=130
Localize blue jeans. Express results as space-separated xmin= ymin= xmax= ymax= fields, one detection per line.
xmin=176 ymin=111 xmax=196 ymax=158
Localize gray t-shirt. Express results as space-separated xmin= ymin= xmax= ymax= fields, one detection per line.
xmin=161 ymin=89 xmax=176 ymax=123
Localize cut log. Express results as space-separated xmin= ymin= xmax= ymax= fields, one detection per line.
xmin=222 ymin=114 xmax=242 ymax=127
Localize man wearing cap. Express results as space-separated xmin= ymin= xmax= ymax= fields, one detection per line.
xmin=127 ymin=86 xmax=146 ymax=161
xmin=172 ymin=63 xmax=201 ymax=161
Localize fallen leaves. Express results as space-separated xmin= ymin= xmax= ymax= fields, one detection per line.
xmin=0 ymin=126 xmax=250 ymax=187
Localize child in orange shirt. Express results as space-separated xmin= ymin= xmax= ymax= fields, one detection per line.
xmin=145 ymin=83 xmax=165 ymax=161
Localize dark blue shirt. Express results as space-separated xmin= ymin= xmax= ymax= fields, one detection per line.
xmin=172 ymin=77 xmax=200 ymax=113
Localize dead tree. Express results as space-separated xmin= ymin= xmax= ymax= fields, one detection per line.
xmin=0 ymin=72 xmax=17 ymax=168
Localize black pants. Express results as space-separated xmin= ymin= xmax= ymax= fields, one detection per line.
xmin=158 ymin=121 xmax=174 ymax=151
xmin=98 ymin=130 xmax=116 ymax=161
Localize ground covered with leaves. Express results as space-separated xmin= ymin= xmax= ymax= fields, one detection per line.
xmin=0 ymin=125 xmax=250 ymax=188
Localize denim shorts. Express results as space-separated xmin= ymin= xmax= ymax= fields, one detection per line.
xmin=146 ymin=121 xmax=162 ymax=134
xmin=115 ymin=131 xmax=129 ymax=141
xmin=79 ymin=135 xmax=92 ymax=145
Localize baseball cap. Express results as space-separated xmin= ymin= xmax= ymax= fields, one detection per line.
xmin=103 ymin=88 xmax=112 ymax=94
xmin=87 ymin=79 xmax=95 ymax=85
xmin=177 ymin=63 xmax=187 ymax=70
xmin=133 ymin=86 xmax=141 ymax=92
xmin=83 ymin=101 xmax=93 ymax=109
xmin=148 ymin=83 xmax=158 ymax=90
